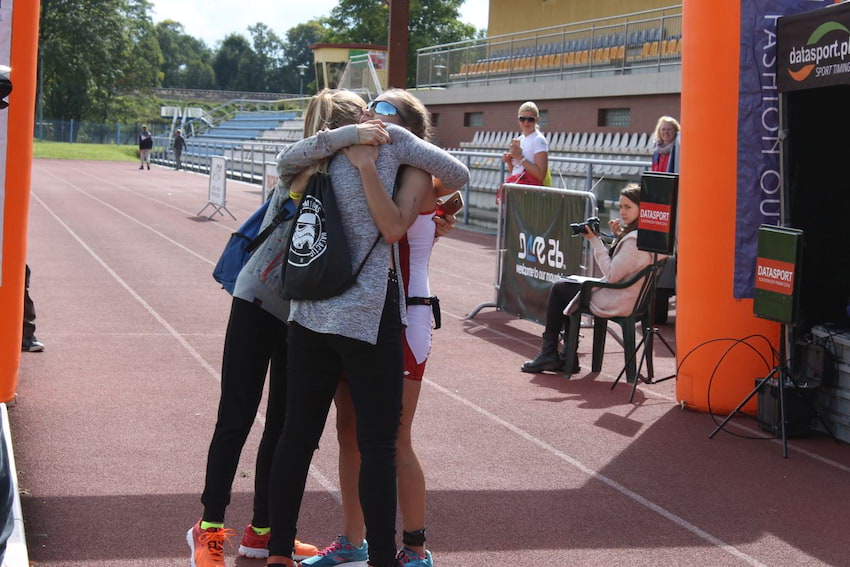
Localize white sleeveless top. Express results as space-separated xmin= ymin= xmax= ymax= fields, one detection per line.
xmin=399 ymin=211 xmax=436 ymax=364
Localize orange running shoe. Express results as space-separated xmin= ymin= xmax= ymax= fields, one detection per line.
xmin=237 ymin=524 xmax=319 ymax=561
xmin=186 ymin=521 xmax=235 ymax=567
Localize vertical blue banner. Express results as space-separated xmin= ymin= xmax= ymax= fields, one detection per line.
xmin=735 ymin=0 xmax=832 ymax=298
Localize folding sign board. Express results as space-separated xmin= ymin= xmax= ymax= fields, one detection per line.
xmin=753 ymin=225 xmax=803 ymax=324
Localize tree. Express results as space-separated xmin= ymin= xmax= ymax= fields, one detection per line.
xmin=247 ymin=23 xmax=287 ymax=92
xmin=155 ymin=20 xmax=215 ymax=89
xmin=321 ymin=0 xmax=389 ymax=45
xmin=39 ymin=0 xmax=163 ymax=122
xmin=212 ymin=33 xmax=253 ymax=91
xmin=282 ymin=21 xmax=329 ymax=94
xmin=320 ymin=0 xmax=477 ymax=86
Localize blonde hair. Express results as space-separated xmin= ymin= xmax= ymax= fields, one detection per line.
xmin=654 ymin=115 xmax=680 ymax=143
xmin=303 ymin=89 xmax=365 ymax=136
xmin=302 ymin=89 xmax=366 ymax=172
xmin=517 ymin=101 xmax=540 ymax=118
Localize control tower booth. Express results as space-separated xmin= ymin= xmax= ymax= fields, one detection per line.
xmin=310 ymin=43 xmax=388 ymax=92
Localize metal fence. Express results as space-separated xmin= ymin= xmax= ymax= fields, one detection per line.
xmin=149 ymin=137 xmax=650 ymax=233
xmin=34 ymin=120 xmax=170 ymax=145
xmin=416 ymin=4 xmax=682 ymax=88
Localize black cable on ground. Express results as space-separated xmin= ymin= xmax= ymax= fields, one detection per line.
xmin=675 ymin=334 xmax=780 ymax=440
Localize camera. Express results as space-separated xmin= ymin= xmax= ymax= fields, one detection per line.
xmin=570 ymin=216 xmax=601 ymax=236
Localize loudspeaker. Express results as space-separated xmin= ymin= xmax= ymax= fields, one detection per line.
xmin=794 ymin=338 xmax=836 ymax=386
xmin=755 ymin=377 xmax=817 ymax=437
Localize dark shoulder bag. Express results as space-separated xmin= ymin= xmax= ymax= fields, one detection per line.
xmin=282 ymin=172 xmax=380 ymax=300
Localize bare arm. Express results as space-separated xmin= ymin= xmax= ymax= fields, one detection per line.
xmin=526 ymin=150 xmax=548 ymax=182
xmin=510 ymin=145 xmax=547 ymax=180
xmin=344 ymin=146 xmax=430 ymax=243
xmin=290 ymin=169 xmax=311 ymax=194
xmin=509 ymin=138 xmax=548 ymax=181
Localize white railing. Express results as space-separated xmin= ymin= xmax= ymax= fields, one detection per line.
xmin=152 ymin=137 xmax=651 ymax=232
xmin=417 ymin=5 xmax=682 ymax=88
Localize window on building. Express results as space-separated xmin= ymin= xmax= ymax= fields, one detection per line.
xmin=538 ymin=110 xmax=548 ymax=127
xmin=431 ymin=113 xmax=440 ymax=126
xmin=464 ymin=112 xmax=484 ymax=127
xmin=598 ymin=108 xmax=630 ymax=127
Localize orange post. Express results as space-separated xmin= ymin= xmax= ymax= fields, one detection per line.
xmin=676 ymin=0 xmax=780 ymax=414
xmin=0 ymin=0 xmax=41 ymax=402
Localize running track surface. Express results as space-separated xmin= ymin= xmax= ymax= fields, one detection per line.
xmin=13 ymin=159 xmax=850 ymax=567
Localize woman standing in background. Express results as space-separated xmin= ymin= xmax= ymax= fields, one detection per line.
xmin=502 ymin=101 xmax=549 ymax=187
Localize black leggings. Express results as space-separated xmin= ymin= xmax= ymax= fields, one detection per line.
xmin=201 ymin=297 xmax=288 ymax=528
xmin=544 ymin=280 xmax=582 ymax=337
xmin=268 ymin=279 xmax=404 ymax=566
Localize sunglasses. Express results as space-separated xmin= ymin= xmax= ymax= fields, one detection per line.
xmin=368 ymin=100 xmax=402 ymax=118
xmin=517 ymin=116 xmax=536 ymax=123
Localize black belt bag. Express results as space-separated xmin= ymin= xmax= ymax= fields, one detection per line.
xmin=406 ymin=296 xmax=441 ymax=329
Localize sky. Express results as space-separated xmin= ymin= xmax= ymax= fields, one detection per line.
xmin=148 ymin=0 xmax=489 ymax=48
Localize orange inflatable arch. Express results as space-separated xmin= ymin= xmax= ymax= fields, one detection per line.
xmin=676 ymin=1 xmax=780 ymax=414
xmin=0 ymin=0 xmax=41 ymax=402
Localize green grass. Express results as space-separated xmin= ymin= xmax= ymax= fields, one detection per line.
xmin=33 ymin=141 xmax=140 ymax=161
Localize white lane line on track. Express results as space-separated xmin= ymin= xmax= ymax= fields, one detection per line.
xmin=31 ymin=192 xmax=222 ymax=382
xmin=66 ymin=166 xmax=241 ymax=233
xmin=34 ymin=166 xmax=848 ymax=524
xmin=439 ymin=309 xmax=850 ymax=473
xmin=422 ymin=376 xmax=768 ymax=567
xmin=430 ymin=309 xmax=767 ymax=563
xmin=39 ymin=168 xmax=217 ymax=266
xmin=30 ymin=190 xmax=344 ymax=503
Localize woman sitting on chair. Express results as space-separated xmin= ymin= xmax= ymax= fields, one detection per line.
xmin=521 ymin=183 xmax=656 ymax=374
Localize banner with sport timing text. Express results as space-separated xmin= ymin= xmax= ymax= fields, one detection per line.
xmin=497 ymin=186 xmax=585 ymax=326
xmin=734 ymin=0 xmax=836 ymax=298
xmin=777 ymin=1 xmax=850 ymax=91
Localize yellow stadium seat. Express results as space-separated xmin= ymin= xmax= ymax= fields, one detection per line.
xmin=648 ymin=41 xmax=660 ymax=57
xmin=612 ymin=45 xmax=625 ymax=61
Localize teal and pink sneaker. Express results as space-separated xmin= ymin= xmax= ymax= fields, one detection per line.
xmin=396 ymin=547 xmax=433 ymax=567
xmin=300 ymin=535 xmax=368 ymax=567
